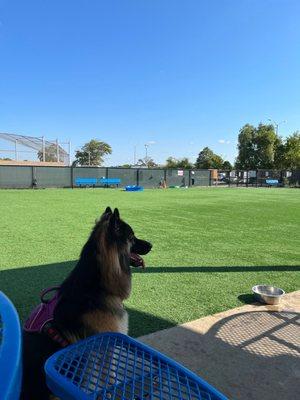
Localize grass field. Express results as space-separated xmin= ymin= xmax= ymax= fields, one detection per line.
xmin=0 ymin=187 xmax=299 ymax=337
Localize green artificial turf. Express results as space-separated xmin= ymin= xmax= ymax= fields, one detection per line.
xmin=0 ymin=187 xmax=299 ymax=337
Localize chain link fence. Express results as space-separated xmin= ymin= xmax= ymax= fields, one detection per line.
xmin=215 ymin=169 xmax=300 ymax=187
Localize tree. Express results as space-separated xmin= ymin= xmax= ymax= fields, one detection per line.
xmin=284 ymin=132 xmax=300 ymax=169
xmin=274 ymin=132 xmax=300 ymax=169
xmin=165 ymin=157 xmax=179 ymax=168
xmin=235 ymin=124 xmax=257 ymax=169
xmin=236 ymin=123 xmax=279 ymax=169
xmin=274 ymin=137 xmax=286 ymax=170
xmin=222 ymin=160 xmax=233 ymax=170
xmin=37 ymin=144 xmax=61 ymax=162
xmin=118 ymin=164 xmax=132 ymax=168
xmin=255 ymin=123 xmax=278 ymax=168
xmin=195 ymin=147 xmax=224 ymax=169
xmin=165 ymin=157 xmax=193 ymax=169
xmin=75 ymin=139 xmax=112 ymax=166
xmin=136 ymin=157 xmax=157 ymax=168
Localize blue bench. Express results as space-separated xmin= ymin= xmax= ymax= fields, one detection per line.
xmin=266 ymin=179 xmax=279 ymax=187
xmin=99 ymin=178 xmax=121 ymax=187
xmin=75 ymin=178 xmax=97 ymax=187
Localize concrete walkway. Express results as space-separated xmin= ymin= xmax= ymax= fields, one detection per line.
xmin=139 ymin=291 xmax=300 ymax=400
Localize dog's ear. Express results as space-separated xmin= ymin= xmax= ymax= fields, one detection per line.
xmin=108 ymin=208 xmax=120 ymax=233
xmin=113 ymin=208 xmax=120 ymax=220
xmin=104 ymin=206 xmax=112 ymax=215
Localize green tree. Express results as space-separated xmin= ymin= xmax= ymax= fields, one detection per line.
xmin=165 ymin=157 xmax=178 ymax=168
xmin=284 ymin=132 xmax=300 ymax=169
xmin=195 ymin=147 xmax=224 ymax=169
xmin=118 ymin=164 xmax=132 ymax=168
xmin=236 ymin=123 xmax=279 ymax=169
xmin=274 ymin=137 xmax=286 ymax=169
xmin=75 ymin=139 xmax=112 ymax=166
xmin=235 ymin=124 xmax=257 ymax=169
xmin=222 ymin=160 xmax=233 ymax=170
xmin=37 ymin=144 xmax=61 ymax=162
xmin=137 ymin=157 xmax=157 ymax=168
xmin=165 ymin=157 xmax=193 ymax=169
xmin=255 ymin=123 xmax=278 ymax=168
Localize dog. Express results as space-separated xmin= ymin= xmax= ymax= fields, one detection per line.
xmin=21 ymin=207 xmax=152 ymax=399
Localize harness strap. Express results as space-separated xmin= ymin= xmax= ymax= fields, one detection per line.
xmin=24 ymin=285 xmax=70 ymax=348
xmin=43 ymin=322 xmax=69 ymax=348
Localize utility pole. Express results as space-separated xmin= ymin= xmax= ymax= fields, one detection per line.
xmin=68 ymin=141 xmax=71 ymax=166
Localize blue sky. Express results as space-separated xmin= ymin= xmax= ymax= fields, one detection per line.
xmin=0 ymin=0 xmax=300 ymax=165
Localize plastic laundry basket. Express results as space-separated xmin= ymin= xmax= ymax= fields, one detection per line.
xmin=45 ymin=332 xmax=228 ymax=400
xmin=0 ymin=291 xmax=22 ymax=400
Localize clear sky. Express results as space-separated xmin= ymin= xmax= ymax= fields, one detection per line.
xmin=0 ymin=0 xmax=300 ymax=165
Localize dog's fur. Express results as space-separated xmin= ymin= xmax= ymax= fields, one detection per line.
xmin=21 ymin=207 xmax=152 ymax=400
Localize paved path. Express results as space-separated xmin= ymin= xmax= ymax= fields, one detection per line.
xmin=139 ymin=291 xmax=300 ymax=400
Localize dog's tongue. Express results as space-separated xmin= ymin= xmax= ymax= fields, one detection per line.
xmin=130 ymin=253 xmax=145 ymax=268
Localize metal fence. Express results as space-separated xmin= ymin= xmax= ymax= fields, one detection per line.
xmin=215 ymin=169 xmax=300 ymax=187
xmin=0 ymin=165 xmax=299 ymax=189
xmin=0 ymin=166 xmax=211 ymax=189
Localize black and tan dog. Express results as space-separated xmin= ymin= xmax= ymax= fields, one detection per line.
xmin=21 ymin=207 xmax=152 ymax=399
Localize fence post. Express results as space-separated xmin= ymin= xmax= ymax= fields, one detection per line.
xmin=228 ymin=170 xmax=231 ymax=187
xmin=209 ymin=170 xmax=212 ymax=186
xmin=71 ymin=166 xmax=74 ymax=189
xmin=106 ymin=167 xmax=109 ymax=179
xmin=164 ymin=169 xmax=167 ymax=187
xmin=31 ymin=166 xmax=36 ymax=189
xmin=136 ymin=169 xmax=139 ymax=186
xmin=188 ymin=170 xmax=191 ymax=187
xmin=256 ymin=169 xmax=258 ymax=187
xmin=246 ymin=170 xmax=249 ymax=187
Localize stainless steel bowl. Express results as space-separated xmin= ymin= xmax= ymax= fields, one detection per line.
xmin=252 ymin=285 xmax=285 ymax=305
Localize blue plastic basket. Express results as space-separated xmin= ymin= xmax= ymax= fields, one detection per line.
xmin=45 ymin=332 xmax=227 ymax=400
xmin=125 ymin=186 xmax=144 ymax=192
xmin=0 ymin=291 xmax=22 ymax=400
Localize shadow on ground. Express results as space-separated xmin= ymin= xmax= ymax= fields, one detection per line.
xmin=1 ymin=261 xmax=299 ymax=398
xmin=140 ymin=309 xmax=300 ymax=400
xmin=0 ymin=260 xmax=176 ymax=336
xmin=0 ymin=261 xmax=299 ymax=335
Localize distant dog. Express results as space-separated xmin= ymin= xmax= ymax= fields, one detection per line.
xmin=21 ymin=207 xmax=152 ymax=399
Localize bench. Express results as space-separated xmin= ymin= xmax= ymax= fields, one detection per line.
xmin=99 ymin=178 xmax=121 ymax=187
xmin=266 ymin=179 xmax=279 ymax=187
xmin=75 ymin=178 xmax=97 ymax=187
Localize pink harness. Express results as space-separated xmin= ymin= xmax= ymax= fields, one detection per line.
xmin=24 ymin=286 xmax=69 ymax=347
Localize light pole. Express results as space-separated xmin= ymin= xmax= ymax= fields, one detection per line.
xmin=267 ymin=119 xmax=286 ymax=135
xmin=133 ymin=145 xmax=137 ymax=165
xmin=144 ymin=144 xmax=149 ymax=160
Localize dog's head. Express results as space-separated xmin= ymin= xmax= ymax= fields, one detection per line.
xmin=99 ymin=206 xmax=152 ymax=269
